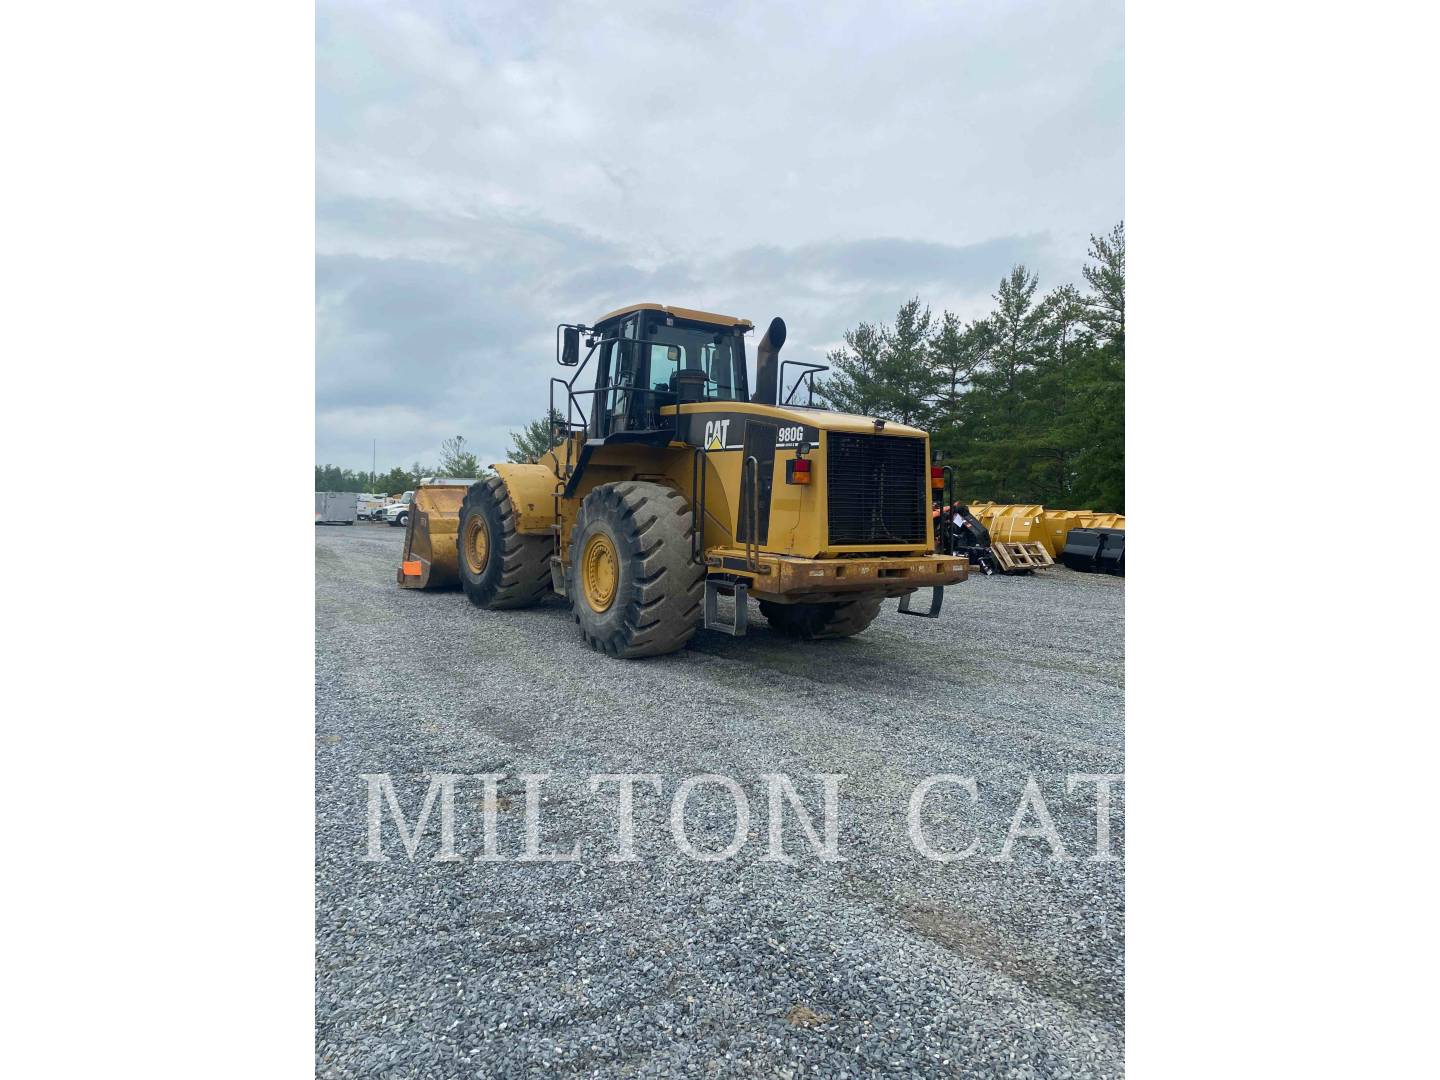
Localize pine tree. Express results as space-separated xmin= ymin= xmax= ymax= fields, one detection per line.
xmin=438 ymin=435 xmax=479 ymax=477
xmin=1020 ymin=285 xmax=1088 ymax=505
xmin=815 ymin=321 xmax=887 ymax=417
xmin=988 ymin=267 xmax=1050 ymax=394
xmin=1069 ymin=223 xmax=1125 ymax=510
xmin=506 ymin=409 xmax=565 ymax=463
xmin=379 ymin=466 xmax=416 ymax=495
xmin=885 ymin=298 xmax=938 ymax=426
xmin=816 ymin=298 xmax=939 ymax=424
xmin=925 ymin=313 xmax=986 ymax=480
xmin=958 ymin=266 xmax=1055 ymax=498
xmin=1082 ymin=221 xmax=1124 ymax=347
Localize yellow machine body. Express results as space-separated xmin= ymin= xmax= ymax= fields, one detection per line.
xmin=403 ymin=404 xmax=967 ymax=601
xmin=489 ymin=400 xmax=966 ymax=604
xmin=396 ymin=302 xmax=969 ymax=647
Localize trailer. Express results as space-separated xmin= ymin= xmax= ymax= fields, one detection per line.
xmin=315 ymin=491 xmax=361 ymax=525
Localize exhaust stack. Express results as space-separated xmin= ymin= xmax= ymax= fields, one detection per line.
xmin=751 ymin=316 xmax=787 ymax=405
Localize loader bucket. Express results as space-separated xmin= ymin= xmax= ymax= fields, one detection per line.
xmin=1095 ymin=528 xmax=1126 ymax=576
xmin=1038 ymin=509 xmax=1094 ymax=558
xmin=1060 ymin=528 xmax=1105 ymax=572
xmin=396 ymin=484 xmax=470 ymax=589
xmin=1060 ymin=527 xmax=1125 ymax=575
xmin=981 ymin=505 xmax=1050 ymax=547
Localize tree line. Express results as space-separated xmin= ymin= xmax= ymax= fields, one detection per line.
xmin=314 ymin=435 xmax=487 ymax=494
xmin=816 ymin=223 xmax=1123 ymax=511
xmin=315 ymin=411 xmax=575 ymax=495
xmin=318 ymin=223 xmax=1122 ymax=512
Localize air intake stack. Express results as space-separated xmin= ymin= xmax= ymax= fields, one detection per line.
xmin=751 ymin=316 xmax=787 ymax=405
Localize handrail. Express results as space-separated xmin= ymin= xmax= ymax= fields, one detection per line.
xmin=742 ymin=454 xmax=760 ymax=572
xmin=939 ymin=465 xmax=955 ymax=553
xmin=588 ymin=385 xmax=680 ymax=438
xmin=690 ymin=444 xmax=708 ymax=564
xmin=779 ymin=359 xmax=830 ymax=407
xmin=551 ymin=381 xmax=681 ymax=442
xmin=549 ymin=376 xmax=588 ymax=437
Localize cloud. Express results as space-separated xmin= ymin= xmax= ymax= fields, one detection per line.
xmin=316 ymin=0 xmax=1123 ymax=470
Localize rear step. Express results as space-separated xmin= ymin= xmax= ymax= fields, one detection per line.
xmin=898 ymin=586 xmax=944 ymax=617
xmin=703 ymin=579 xmax=749 ymax=636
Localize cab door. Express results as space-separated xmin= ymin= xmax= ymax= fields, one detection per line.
xmin=594 ymin=315 xmax=640 ymax=438
xmin=736 ymin=420 xmax=779 ymax=547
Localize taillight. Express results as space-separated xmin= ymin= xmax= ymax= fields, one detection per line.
xmin=931 ymin=466 xmax=945 ymax=490
xmin=786 ymin=457 xmax=812 ymax=485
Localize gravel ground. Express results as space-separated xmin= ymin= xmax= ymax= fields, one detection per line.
xmin=316 ymin=522 xmax=1125 ymax=1078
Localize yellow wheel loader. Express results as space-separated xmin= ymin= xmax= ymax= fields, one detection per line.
xmin=399 ymin=303 xmax=968 ymax=658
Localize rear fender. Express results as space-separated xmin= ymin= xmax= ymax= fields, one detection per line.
xmin=492 ymin=461 xmax=561 ymax=535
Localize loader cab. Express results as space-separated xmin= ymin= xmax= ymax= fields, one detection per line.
xmin=586 ymin=306 xmax=751 ymax=440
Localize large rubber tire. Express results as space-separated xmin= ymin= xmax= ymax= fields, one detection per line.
xmin=569 ymin=481 xmax=703 ymax=658
xmin=758 ymin=596 xmax=883 ymax=640
xmin=457 ymin=476 xmax=553 ymax=609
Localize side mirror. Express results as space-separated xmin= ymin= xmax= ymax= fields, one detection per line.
xmin=560 ymin=326 xmax=580 ymax=367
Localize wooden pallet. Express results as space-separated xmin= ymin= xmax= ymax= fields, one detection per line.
xmin=991 ymin=541 xmax=1055 ymax=573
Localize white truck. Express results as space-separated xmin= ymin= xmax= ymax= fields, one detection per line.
xmin=356 ymin=494 xmax=389 ymax=521
xmin=381 ymin=491 xmax=415 ymax=527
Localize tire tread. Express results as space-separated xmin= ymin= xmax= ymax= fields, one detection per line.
xmin=570 ymin=482 xmax=703 ymax=658
xmin=758 ymin=596 xmax=883 ymax=640
xmin=458 ymin=476 xmax=553 ymax=609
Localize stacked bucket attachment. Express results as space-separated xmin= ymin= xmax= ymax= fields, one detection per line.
xmin=396 ymin=483 xmax=470 ymax=589
xmin=955 ymin=502 xmax=1125 ymax=577
xmin=971 ymin=504 xmax=1056 ymax=574
xmin=1060 ymin=527 xmax=1125 ymax=576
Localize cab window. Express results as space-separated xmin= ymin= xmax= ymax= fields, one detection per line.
xmin=637 ymin=317 xmax=748 ymax=401
xmin=648 ymin=343 xmax=683 ymax=391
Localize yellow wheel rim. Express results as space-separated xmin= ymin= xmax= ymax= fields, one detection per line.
xmin=581 ymin=532 xmax=619 ymax=611
xmin=463 ymin=515 xmax=490 ymax=576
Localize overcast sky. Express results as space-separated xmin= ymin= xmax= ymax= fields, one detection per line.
xmin=316 ymin=0 xmax=1123 ymax=473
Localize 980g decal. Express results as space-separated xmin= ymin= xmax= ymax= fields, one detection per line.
xmin=683 ymin=413 xmax=820 ymax=452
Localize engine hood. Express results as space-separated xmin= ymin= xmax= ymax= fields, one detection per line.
xmin=672 ymin=400 xmax=926 ymax=439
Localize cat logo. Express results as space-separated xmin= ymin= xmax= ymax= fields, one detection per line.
xmin=703 ymin=418 xmax=732 ymax=450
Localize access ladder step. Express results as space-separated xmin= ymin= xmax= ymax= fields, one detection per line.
xmin=703 ymin=579 xmax=749 ymax=637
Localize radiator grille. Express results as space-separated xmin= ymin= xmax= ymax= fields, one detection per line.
xmin=826 ymin=433 xmax=928 ymax=545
